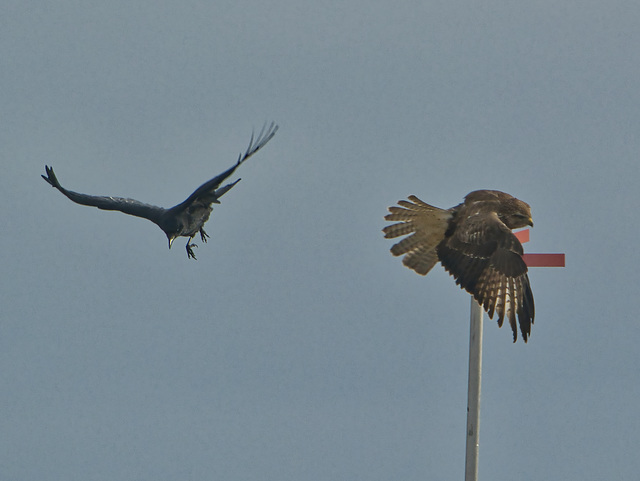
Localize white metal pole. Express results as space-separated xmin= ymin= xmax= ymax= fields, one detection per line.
xmin=465 ymin=297 xmax=483 ymax=481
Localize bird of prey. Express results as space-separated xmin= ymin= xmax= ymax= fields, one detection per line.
xmin=383 ymin=190 xmax=535 ymax=342
xmin=42 ymin=122 xmax=278 ymax=259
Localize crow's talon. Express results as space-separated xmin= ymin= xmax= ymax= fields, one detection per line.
xmin=186 ymin=243 xmax=198 ymax=260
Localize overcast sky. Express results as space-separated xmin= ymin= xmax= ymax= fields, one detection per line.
xmin=2 ymin=1 xmax=639 ymax=480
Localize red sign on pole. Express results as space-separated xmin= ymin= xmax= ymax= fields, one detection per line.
xmin=514 ymin=229 xmax=565 ymax=267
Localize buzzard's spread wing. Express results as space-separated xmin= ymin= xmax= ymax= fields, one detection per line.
xmin=41 ymin=166 xmax=165 ymax=224
xmin=436 ymin=211 xmax=534 ymax=342
xmin=383 ymin=195 xmax=452 ymax=275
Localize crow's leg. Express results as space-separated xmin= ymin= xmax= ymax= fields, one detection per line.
xmin=186 ymin=238 xmax=198 ymax=260
xmin=200 ymin=228 xmax=210 ymax=243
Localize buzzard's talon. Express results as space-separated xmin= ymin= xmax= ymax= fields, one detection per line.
xmin=200 ymin=228 xmax=210 ymax=243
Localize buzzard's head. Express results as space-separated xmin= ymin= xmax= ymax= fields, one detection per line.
xmin=500 ymin=196 xmax=533 ymax=229
xmin=463 ymin=190 xmax=533 ymax=230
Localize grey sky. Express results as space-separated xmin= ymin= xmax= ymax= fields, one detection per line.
xmin=2 ymin=1 xmax=639 ymax=480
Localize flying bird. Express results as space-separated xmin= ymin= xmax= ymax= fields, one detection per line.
xmin=383 ymin=190 xmax=535 ymax=342
xmin=42 ymin=122 xmax=278 ymax=259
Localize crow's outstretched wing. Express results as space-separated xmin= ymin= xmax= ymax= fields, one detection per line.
xmin=41 ymin=166 xmax=165 ymax=224
xmin=436 ymin=211 xmax=535 ymax=342
xmin=176 ymin=122 xmax=279 ymax=209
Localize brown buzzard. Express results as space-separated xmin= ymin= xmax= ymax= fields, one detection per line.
xmin=383 ymin=190 xmax=535 ymax=342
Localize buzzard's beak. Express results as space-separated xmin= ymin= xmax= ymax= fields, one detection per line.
xmin=168 ymin=236 xmax=176 ymax=249
xmin=528 ymin=217 xmax=534 ymax=227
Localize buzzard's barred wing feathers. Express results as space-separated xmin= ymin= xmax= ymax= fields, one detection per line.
xmin=436 ymin=212 xmax=534 ymax=342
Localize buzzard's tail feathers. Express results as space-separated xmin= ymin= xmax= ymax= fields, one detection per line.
xmin=383 ymin=196 xmax=452 ymax=276
xmin=406 ymin=195 xmax=438 ymax=208
xmin=401 ymin=245 xmax=439 ymax=275
xmin=383 ymin=222 xmax=416 ymax=239
xmin=385 ymin=228 xmax=439 ymax=275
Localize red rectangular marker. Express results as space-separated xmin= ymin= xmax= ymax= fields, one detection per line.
xmin=514 ymin=229 xmax=565 ymax=267
xmin=523 ymin=253 xmax=565 ymax=267
xmin=514 ymin=229 xmax=530 ymax=243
